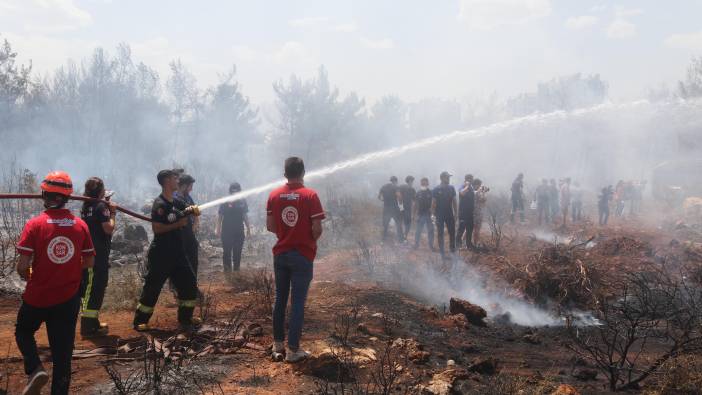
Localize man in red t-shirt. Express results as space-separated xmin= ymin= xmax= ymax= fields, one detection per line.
xmin=14 ymin=171 xmax=95 ymax=395
xmin=266 ymin=157 xmax=324 ymax=363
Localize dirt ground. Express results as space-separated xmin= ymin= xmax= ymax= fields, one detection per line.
xmin=1 ymin=207 xmax=701 ymax=394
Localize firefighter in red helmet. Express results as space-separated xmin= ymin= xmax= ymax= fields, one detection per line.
xmin=15 ymin=171 xmax=95 ymax=395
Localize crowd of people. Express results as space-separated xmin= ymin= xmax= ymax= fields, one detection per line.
xmin=377 ymin=172 xmax=644 ymax=256
xmin=378 ymin=171 xmax=490 ymax=257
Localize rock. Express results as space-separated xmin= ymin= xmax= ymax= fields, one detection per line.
xmin=552 ymin=384 xmax=579 ymax=395
xmin=297 ymin=352 xmax=353 ymax=382
xmin=391 ymin=338 xmax=423 ymax=351
xmin=468 ymin=357 xmax=498 ymax=375
xmin=124 ymin=224 xmax=148 ymax=241
xmin=448 ymin=314 xmax=469 ymax=328
xmin=523 ymin=333 xmax=541 ymax=345
xmin=447 ymin=359 xmax=455 ymax=366
xmin=492 ymin=312 xmax=512 ymax=325
xmin=422 ymin=368 xmax=471 ymax=395
xmin=449 ymin=298 xmax=487 ymax=326
xmin=111 ymin=239 xmax=144 ymax=255
xmin=409 ymin=350 xmax=431 ymax=364
xmin=572 ymin=368 xmax=598 ymax=381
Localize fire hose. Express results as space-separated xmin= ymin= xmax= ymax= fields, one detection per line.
xmin=0 ymin=193 xmax=201 ymax=222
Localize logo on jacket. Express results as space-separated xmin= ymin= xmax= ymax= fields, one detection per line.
xmin=282 ymin=206 xmax=299 ymax=227
xmin=47 ymin=218 xmax=75 ymax=227
xmin=47 ymin=236 xmax=75 ymax=264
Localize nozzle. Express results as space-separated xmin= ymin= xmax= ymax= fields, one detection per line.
xmin=191 ymin=205 xmax=201 ymax=216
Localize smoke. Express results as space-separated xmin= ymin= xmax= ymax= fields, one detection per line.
xmin=200 ymin=99 xmax=673 ymax=211
xmin=374 ymin=248 xmax=563 ymax=327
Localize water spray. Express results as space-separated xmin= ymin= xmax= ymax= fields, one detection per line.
xmin=198 ymin=100 xmax=653 ymax=211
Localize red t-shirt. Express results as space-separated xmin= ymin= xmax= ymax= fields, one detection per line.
xmin=267 ymin=182 xmax=325 ymax=262
xmin=16 ymin=209 xmax=95 ymax=307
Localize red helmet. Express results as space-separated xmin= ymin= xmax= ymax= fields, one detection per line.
xmin=41 ymin=171 xmax=73 ymax=196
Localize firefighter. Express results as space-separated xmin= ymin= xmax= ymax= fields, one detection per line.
xmin=133 ymin=170 xmax=200 ymax=332
xmin=15 ymin=171 xmax=95 ymax=395
xmin=175 ymin=173 xmax=199 ymax=280
xmin=79 ymin=177 xmax=116 ymax=337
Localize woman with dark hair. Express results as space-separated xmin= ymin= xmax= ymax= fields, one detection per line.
xmin=216 ymin=182 xmax=250 ymax=273
xmin=79 ymin=177 xmax=116 ymax=337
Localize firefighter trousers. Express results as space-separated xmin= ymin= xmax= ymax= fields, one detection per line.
xmin=80 ymin=246 xmax=109 ymax=332
xmin=15 ymin=292 xmax=80 ymax=395
xmin=183 ymin=229 xmax=199 ymax=280
xmin=134 ymin=246 xmax=198 ymax=326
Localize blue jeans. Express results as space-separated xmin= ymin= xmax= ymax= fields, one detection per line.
xmin=414 ymin=214 xmax=434 ymax=248
xmin=273 ymin=250 xmax=313 ymax=351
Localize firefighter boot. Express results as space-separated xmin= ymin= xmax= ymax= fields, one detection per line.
xmin=80 ymin=316 xmax=109 ymax=337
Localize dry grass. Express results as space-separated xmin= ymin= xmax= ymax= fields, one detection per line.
xmin=464 ymin=373 xmax=558 ymax=395
xmin=225 ymin=268 xmax=274 ymax=317
xmin=102 ymin=266 xmax=144 ymax=311
xmin=645 ymin=355 xmax=702 ymax=395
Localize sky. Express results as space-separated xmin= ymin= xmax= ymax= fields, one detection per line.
xmin=1 ymin=0 xmax=702 ymax=104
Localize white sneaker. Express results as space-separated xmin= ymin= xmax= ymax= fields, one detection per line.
xmin=285 ymin=348 xmax=310 ymax=363
xmin=23 ymin=366 xmax=48 ymax=395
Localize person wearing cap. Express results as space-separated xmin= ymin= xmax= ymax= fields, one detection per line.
xmin=432 ymin=171 xmax=457 ymax=257
xmin=216 ymin=182 xmax=251 ymax=272
xmin=79 ymin=177 xmax=116 ymax=337
xmin=175 ymin=173 xmax=199 ymax=279
xmin=133 ymin=169 xmax=200 ymax=332
xmin=398 ymin=176 xmax=416 ymax=240
xmin=378 ymin=176 xmax=404 ymax=243
xmin=15 ymin=171 xmax=95 ymax=395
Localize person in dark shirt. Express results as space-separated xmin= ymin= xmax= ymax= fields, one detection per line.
xmin=175 ymin=174 xmax=199 ymax=280
xmin=79 ymin=177 xmax=116 ymax=337
xmin=457 ymin=174 xmax=475 ymax=250
xmin=432 ymin=171 xmax=457 ymax=257
xmin=413 ymin=177 xmax=434 ymax=250
xmin=133 ymin=169 xmax=199 ymax=332
xmin=398 ymin=176 xmax=416 ymax=240
xmin=511 ymin=173 xmax=525 ymax=223
xmin=378 ymin=176 xmax=404 ymax=243
xmin=216 ymin=182 xmax=251 ymax=273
